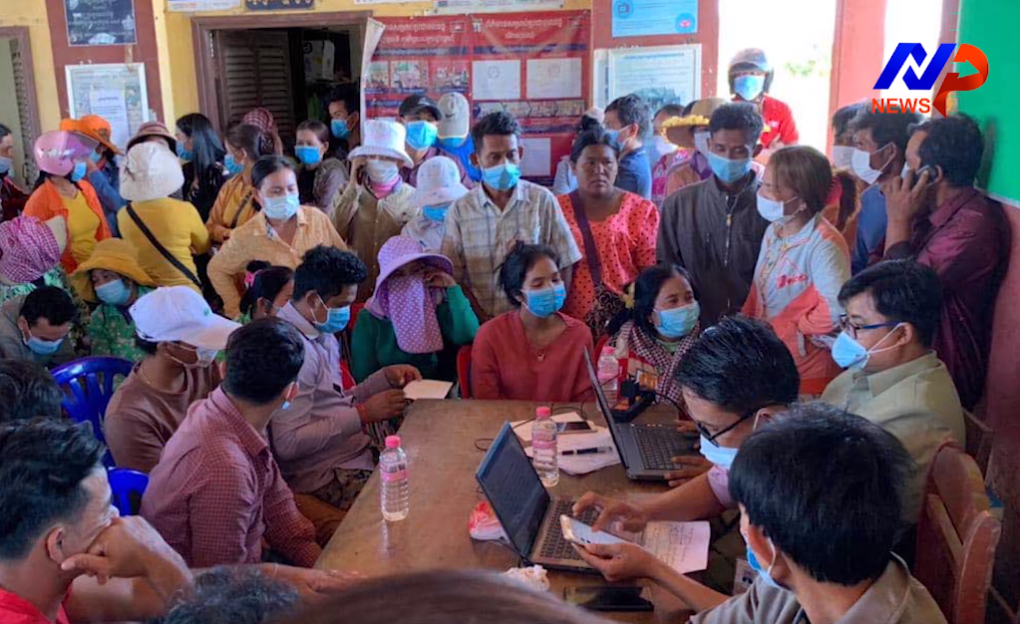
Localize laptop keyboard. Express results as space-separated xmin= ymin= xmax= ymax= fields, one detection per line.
xmin=634 ymin=425 xmax=684 ymax=470
xmin=539 ymin=500 xmax=599 ymax=561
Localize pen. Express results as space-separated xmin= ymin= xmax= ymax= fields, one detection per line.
xmin=561 ymin=446 xmax=615 ymax=456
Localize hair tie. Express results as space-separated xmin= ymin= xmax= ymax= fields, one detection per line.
xmin=623 ymin=283 xmax=636 ymax=310
xmin=825 ymin=176 xmax=842 ymax=206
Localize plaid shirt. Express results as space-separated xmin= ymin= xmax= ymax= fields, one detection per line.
xmin=141 ymin=387 xmax=320 ymax=568
xmin=441 ymin=180 xmax=582 ymax=318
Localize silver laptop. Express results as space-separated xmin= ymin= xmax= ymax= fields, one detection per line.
xmin=583 ymin=349 xmax=698 ymax=481
xmin=475 ymin=422 xmax=599 ymax=572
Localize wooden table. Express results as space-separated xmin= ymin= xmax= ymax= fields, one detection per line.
xmin=317 ymin=399 xmax=688 ymax=622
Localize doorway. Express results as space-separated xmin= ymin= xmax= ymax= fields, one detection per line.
xmin=0 ymin=27 xmax=43 ymax=188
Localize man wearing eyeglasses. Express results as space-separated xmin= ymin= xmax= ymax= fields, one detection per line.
xmin=822 ymin=259 xmax=964 ymax=526
xmin=573 ymin=315 xmax=799 ymax=589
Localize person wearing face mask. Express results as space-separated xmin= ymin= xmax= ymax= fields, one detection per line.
xmin=62 ymin=115 xmax=126 ymax=236
xmin=742 ymin=146 xmax=853 ymax=396
xmin=829 ymin=102 xmax=864 ymax=171
xmin=658 ymin=103 xmax=769 ymax=326
xmin=238 ymin=262 xmax=294 ymax=324
xmin=728 ymin=48 xmax=799 ymax=153
xmin=442 ymin=112 xmax=582 ymax=321
xmin=436 ymin=92 xmax=482 ymax=183
xmin=0 ymin=123 xmax=29 ymax=221
xmin=333 ymin=119 xmax=417 ymax=302
xmin=402 ymin=156 xmax=470 ymax=252
xmin=661 ymin=98 xmax=730 ymax=199
xmin=295 ymin=120 xmax=348 ymax=213
xmin=352 ymin=236 xmax=478 ymax=384
xmin=573 ymin=316 xmax=799 ymax=590
xmin=398 ymin=95 xmax=470 ymax=188
xmin=207 ymin=124 xmax=266 ymax=244
xmin=558 ymin=126 xmax=658 ymax=337
xmin=210 ymin=156 xmax=347 ymax=320
xmin=608 ymin=263 xmax=701 ymax=409
xmin=276 ymin=246 xmax=421 ymax=524
xmin=648 ymin=104 xmax=686 ymax=207
xmin=117 ymin=142 xmax=211 ymax=294
xmin=71 ymin=239 xmax=156 ymax=362
xmin=24 ymin=131 xmax=111 ymax=274
xmin=471 ymin=243 xmax=593 ymax=402
xmin=576 ymin=404 xmax=945 ymax=624
xmin=0 ymin=286 xmax=77 ymax=367
xmin=846 ymin=108 xmax=922 ymax=273
xmin=326 ymin=85 xmax=363 ymax=158
xmin=823 ymin=260 xmax=964 ymax=527
xmin=104 ymin=286 xmax=241 ymax=473
xmin=603 ymin=94 xmax=653 ymax=200
xmin=175 ymin=113 xmax=229 ymax=222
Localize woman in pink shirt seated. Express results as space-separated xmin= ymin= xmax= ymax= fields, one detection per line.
xmin=471 ymin=243 xmax=594 ymax=402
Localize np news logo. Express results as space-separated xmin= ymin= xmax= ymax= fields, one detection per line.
xmin=872 ymin=43 xmax=988 ymax=117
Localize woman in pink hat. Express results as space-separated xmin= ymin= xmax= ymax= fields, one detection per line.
xmin=351 ymin=235 xmax=478 ymax=383
xmin=23 ymin=131 xmax=111 ymax=274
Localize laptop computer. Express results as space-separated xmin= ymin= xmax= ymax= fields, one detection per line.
xmin=584 ymin=349 xmax=698 ymax=481
xmin=475 ymin=422 xmax=599 ymax=572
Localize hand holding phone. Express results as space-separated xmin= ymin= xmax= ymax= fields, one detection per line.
xmin=560 ymin=515 xmax=628 ymax=547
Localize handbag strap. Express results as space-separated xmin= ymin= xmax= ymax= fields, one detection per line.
xmin=125 ymin=203 xmax=202 ymax=290
xmin=569 ymin=191 xmax=603 ymax=284
xmin=229 ymin=189 xmax=256 ymax=229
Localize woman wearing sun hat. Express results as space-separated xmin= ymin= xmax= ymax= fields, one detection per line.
xmin=351 ymin=235 xmax=478 ymax=383
xmin=71 ymin=238 xmax=156 ymax=361
xmin=401 ymin=156 xmax=469 ymax=253
xmin=23 ymin=131 xmax=111 ymax=274
xmin=332 ymin=119 xmax=417 ymax=301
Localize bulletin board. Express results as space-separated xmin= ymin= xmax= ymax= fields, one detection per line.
xmin=366 ymin=11 xmax=591 ymax=183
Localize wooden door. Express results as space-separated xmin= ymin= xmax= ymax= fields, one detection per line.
xmin=213 ymin=29 xmax=296 ymax=144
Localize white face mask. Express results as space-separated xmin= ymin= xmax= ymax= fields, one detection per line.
xmin=365 ymin=159 xmax=400 ymax=185
xmin=694 ymin=130 xmax=711 ymax=156
xmin=756 ymin=191 xmax=800 ymax=224
xmin=651 ymin=135 xmax=677 ymax=160
xmin=831 ymin=145 xmax=855 ymax=170
xmin=851 ymin=147 xmax=888 ymax=185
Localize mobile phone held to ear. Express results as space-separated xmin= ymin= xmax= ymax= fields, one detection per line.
xmin=563 ymin=586 xmax=653 ymax=612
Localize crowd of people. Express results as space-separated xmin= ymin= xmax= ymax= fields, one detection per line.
xmin=0 ymin=46 xmax=1007 ymax=623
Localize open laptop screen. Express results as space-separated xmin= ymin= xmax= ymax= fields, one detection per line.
xmin=475 ymin=422 xmax=550 ymax=559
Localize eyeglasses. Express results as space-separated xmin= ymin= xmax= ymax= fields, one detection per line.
xmin=839 ymin=314 xmax=900 ymax=340
xmin=693 ymin=408 xmax=760 ymax=447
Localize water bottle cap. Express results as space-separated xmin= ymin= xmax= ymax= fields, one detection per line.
xmin=385 ymin=435 xmax=401 ymax=449
xmin=536 ymin=406 xmax=551 ymax=418
xmin=601 ymin=345 xmax=615 ymax=356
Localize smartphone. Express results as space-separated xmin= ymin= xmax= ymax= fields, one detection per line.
xmin=564 ymin=586 xmax=653 ymax=612
xmin=557 ymin=420 xmax=594 ymax=435
xmin=560 ymin=515 xmax=628 ymax=547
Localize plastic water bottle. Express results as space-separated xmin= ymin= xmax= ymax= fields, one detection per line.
xmin=598 ymin=346 xmax=621 ymax=405
xmin=380 ymin=435 xmax=409 ymax=522
xmin=532 ymin=406 xmax=559 ymax=487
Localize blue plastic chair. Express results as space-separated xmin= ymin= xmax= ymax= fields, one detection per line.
xmin=107 ymin=468 xmax=149 ymax=516
xmin=51 ymin=357 xmax=133 ymax=467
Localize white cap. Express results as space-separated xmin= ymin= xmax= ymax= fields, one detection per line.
xmin=408 ymin=157 xmax=469 ymax=210
xmin=438 ymin=92 xmax=471 ymax=140
xmin=131 ymin=286 xmax=241 ymax=349
xmin=348 ymin=119 xmax=414 ymax=168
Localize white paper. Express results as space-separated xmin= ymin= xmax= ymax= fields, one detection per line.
xmin=472 ymin=60 xmax=521 ymax=101
xmin=521 ymin=427 xmax=622 ymax=475
xmin=526 ymin=58 xmax=582 ymax=99
xmin=403 ymin=379 xmax=453 ymax=400
xmin=88 ymin=89 xmax=130 ymax=150
xmin=511 ymin=411 xmax=583 ymax=443
xmin=65 ymin=63 xmax=148 ymax=152
xmin=642 ymin=521 xmax=711 ymax=574
xmin=521 ymin=138 xmax=552 ymax=177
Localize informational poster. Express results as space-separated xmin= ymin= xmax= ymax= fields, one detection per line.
xmin=433 ymin=0 xmax=564 ymax=15
xmin=245 ymin=0 xmax=313 ymax=9
xmin=366 ymin=12 xmax=590 ymax=182
xmin=607 ymin=45 xmax=701 ymax=111
xmin=611 ymin=0 xmax=698 ymax=38
xmin=167 ymin=0 xmax=240 ymax=11
xmin=64 ymin=0 xmax=137 ymax=46
xmin=65 ymin=63 xmax=148 ymax=150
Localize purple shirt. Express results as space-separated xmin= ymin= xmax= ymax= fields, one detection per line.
xmin=886 ymin=187 xmax=1009 ymax=410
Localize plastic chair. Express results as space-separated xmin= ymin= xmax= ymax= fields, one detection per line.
xmin=962 ymin=410 xmax=994 ymax=475
xmin=107 ymin=468 xmax=149 ymax=516
xmin=457 ymin=345 xmax=472 ymax=399
xmin=914 ymin=444 xmax=1001 ymax=624
xmin=51 ymin=357 xmax=133 ymax=467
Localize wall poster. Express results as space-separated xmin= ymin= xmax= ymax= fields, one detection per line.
xmin=65 ymin=63 xmax=149 ymax=150
xmin=64 ymin=0 xmax=137 ymax=46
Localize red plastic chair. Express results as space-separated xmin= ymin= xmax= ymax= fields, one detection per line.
xmin=457 ymin=345 xmax=472 ymax=399
xmin=914 ymin=444 xmax=1001 ymax=624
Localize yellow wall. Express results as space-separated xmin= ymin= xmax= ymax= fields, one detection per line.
xmin=156 ymin=0 xmax=591 ymax=125
xmin=0 ymin=2 xmax=61 ymax=132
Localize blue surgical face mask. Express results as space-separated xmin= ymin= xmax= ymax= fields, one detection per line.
xmin=331 ymin=118 xmax=351 ymax=140
xmin=224 ymin=153 xmax=244 ymax=176
xmin=698 ymin=435 xmax=739 ymax=470
xmin=742 ymin=532 xmax=785 ymax=590
xmin=604 ymin=129 xmax=621 ymax=145
xmin=90 ymin=151 xmax=102 ymax=164
xmin=23 ymin=331 xmax=64 ymax=356
xmin=734 ymin=74 xmax=766 ymax=101
xmin=831 ymin=327 xmax=901 ymax=370
xmin=176 ymin=142 xmax=194 ymax=162
xmin=295 ymin=145 xmax=322 ymax=166
xmin=69 ymin=162 xmax=87 ymax=182
xmin=423 ymin=204 xmax=450 ymax=222
xmin=314 ymin=294 xmax=351 ymax=334
xmin=482 ymin=162 xmax=521 ymax=191
xmin=406 ymin=120 xmax=439 ymax=152
xmin=0 ymin=156 xmax=11 ymax=175
xmin=522 ymin=282 xmax=566 ymax=319
xmin=262 ymin=193 xmax=300 ymax=221
xmin=95 ymin=279 xmax=132 ymax=306
xmin=655 ymin=301 xmax=700 ymax=339
xmin=707 ymin=151 xmax=753 ymax=184
xmin=438 ymin=136 xmax=467 ymax=151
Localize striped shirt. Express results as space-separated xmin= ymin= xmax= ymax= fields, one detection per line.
xmin=441 ymin=180 xmax=582 ymax=318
